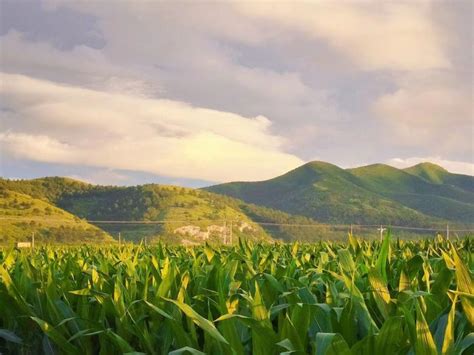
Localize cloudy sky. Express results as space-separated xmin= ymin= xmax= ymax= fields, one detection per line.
xmin=1 ymin=0 xmax=472 ymax=186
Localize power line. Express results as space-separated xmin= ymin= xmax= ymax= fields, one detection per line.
xmin=87 ymin=220 xmax=474 ymax=232
xmin=1 ymin=217 xmax=473 ymax=233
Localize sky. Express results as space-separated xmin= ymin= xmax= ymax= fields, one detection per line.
xmin=0 ymin=0 xmax=473 ymax=187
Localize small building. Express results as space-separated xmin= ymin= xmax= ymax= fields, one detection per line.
xmin=16 ymin=242 xmax=32 ymax=248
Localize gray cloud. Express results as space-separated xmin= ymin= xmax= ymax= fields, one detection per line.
xmin=0 ymin=0 xmax=472 ymax=183
xmin=1 ymin=0 xmax=105 ymax=49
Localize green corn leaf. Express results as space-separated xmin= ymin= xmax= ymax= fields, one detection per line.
xmin=441 ymin=294 xmax=457 ymax=355
xmin=0 ymin=329 xmax=22 ymax=344
xmin=277 ymin=338 xmax=299 ymax=355
xmin=415 ymin=302 xmax=438 ymax=355
xmin=30 ymin=317 xmax=79 ymax=355
xmin=168 ymin=346 xmax=206 ymax=355
xmin=368 ymin=267 xmax=391 ymax=320
xmin=342 ymin=274 xmax=378 ymax=336
xmin=252 ymin=282 xmax=269 ymax=322
xmin=280 ymin=313 xmax=305 ymax=353
xmin=375 ymin=229 xmax=391 ymax=283
xmin=374 ymin=316 xmax=404 ymax=354
xmin=204 ymin=245 xmax=215 ymax=263
xmin=348 ymin=232 xmax=359 ymax=253
xmin=313 ymin=333 xmax=351 ymax=355
xmin=0 ymin=264 xmax=33 ymax=315
xmin=337 ymin=249 xmax=355 ymax=274
xmin=263 ymin=273 xmax=284 ymax=292
xmin=163 ymin=297 xmax=229 ymax=345
xmin=143 ymin=299 xmax=174 ymax=320
xmin=452 ymin=245 xmax=474 ymax=326
xmin=459 ymin=333 xmax=474 ymax=354
xmin=215 ymin=313 xmax=277 ymax=355
xmin=105 ymin=329 xmax=136 ymax=353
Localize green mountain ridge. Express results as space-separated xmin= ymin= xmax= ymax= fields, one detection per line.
xmin=0 ymin=177 xmax=327 ymax=244
xmin=2 ymin=161 xmax=472 ymax=244
xmin=349 ymin=164 xmax=474 ymax=222
xmin=207 ymin=161 xmax=474 ymax=225
xmin=404 ymin=162 xmax=474 ymax=192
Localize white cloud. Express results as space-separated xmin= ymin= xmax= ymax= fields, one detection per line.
xmin=234 ymin=1 xmax=449 ymax=71
xmin=372 ymin=72 xmax=472 ymax=154
xmin=1 ymin=0 xmax=471 ymax=177
xmin=0 ymin=30 xmax=160 ymax=96
xmin=388 ymin=157 xmax=474 ymax=176
xmin=66 ymin=170 xmax=129 ymax=186
xmin=0 ymin=73 xmax=303 ymax=182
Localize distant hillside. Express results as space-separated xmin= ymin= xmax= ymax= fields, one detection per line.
xmin=349 ymin=163 xmax=474 ymax=222
xmin=0 ymin=177 xmax=95 ymax=202
xmin=0 ymin=187 xmax=113 ymax=244
xmin=3 ymin=178 xmax=323 ymax=244
xmin=59 ymin=183 xmax=276 ymax=243
xmin=207 ymin=161 xmax=474 ymax=225
xmin=404 ymin=163 xmax=474 ymax=192
xmin=3 ymin=160 xmax=472 ymax=244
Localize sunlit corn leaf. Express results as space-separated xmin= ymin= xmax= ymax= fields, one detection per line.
xmin=163 ymin=297 xmax=229 ymax=345
xmin=451 ymin=244 xmax=474 ymax=327
xmin=415 ymin=302 xmax=438 ymax=355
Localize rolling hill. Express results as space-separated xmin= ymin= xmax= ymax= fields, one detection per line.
xmin=404 ymin=162 xmax=474 ymax=192
xmin=2 ymin=161 xmax=472 ymax=244
xmin=0 ymin=187 xmax=113 ymax=244
xmin=58 ymin=183 xmax=275 ymax=244
xmin=1 ymin=178 xmax=328 ymax=244
xmin=349 ymin=163 xmax=474 ymax=222
xmin=207 ymin=161 xmax=474 ymax=225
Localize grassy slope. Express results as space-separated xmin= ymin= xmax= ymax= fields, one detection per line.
xmin=404 ymin=162 xmax=474 ymax=193
xmin=208 ymin=161 xmax=440 ymax=225
xmin=0 ymin=188 xmax=113 ymax=244
xmin=349 ymin=164 xmax=474 ymax=223
xmin=5 ymin=160 xmax=471 ymax=244
xmin=0 ymin=178 xmax=276 ymax=243
xmin=0 ymin=177 xmax=95 ymax=202
xmin=59 ymin=184 xmax=273 ymax=243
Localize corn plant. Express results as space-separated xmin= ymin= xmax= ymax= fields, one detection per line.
xmin=0 ymin=233 xmax=473 ymax=354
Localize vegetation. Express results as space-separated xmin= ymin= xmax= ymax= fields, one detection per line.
xmin=349 ymin=164 xmax=474 ymax=223
xmin=0 ymin=177 xmax=95 ymax=203
xmin=0 ymin=233 xmax=472 ymax=354
xmin=207 ymin=161 xmax=474 ymax=225
xmin=0 ymin=188 xmax=112 ymax=244
xmin=1 ymin=160 xmax=473 ymax=244
xmin=405 ymin=163 xmax=474 ymax=191
xmin=240 ymin=203 xmax=336 ymax=242
xmin=0 ymin=178 xmax=331 ymax=243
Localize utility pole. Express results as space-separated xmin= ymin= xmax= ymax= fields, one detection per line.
xmin=223 ymin=220 xmax=227 ymax=245
xmin=230 ymin=221 xmax=233 ymax=245
xmin=350 ymin=224 xmax=353 ymax=235
xmin=31 ymin=232 xmax=35 ymax=250
xmin=378 ymin=225 xmax=386 ymax=241
xmin=446 ymin=224 xmax=450 ymax=240
xmin=118 ymin=232 xmax=121 ymax=246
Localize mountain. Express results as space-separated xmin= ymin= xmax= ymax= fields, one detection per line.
xmin=404 ymin=162 xmax=474 ymax=192
xmin=3 ymin=161 xmax=472 ymax=244
xmin=404 ymin=162 xmax=450 ymax=184
xmin=1 ymin=177 xmax=326 ymax=244
xmin=207 ymin=161 xmax=474 ymax=225
xmin=349 ymin=163 xmax=474 ymax=223
xmin=0 ymin=187 xmax=112 ymax=244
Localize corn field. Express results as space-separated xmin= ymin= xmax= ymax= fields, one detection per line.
xmin=0 ymin=234 xmax=473 ymax=354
